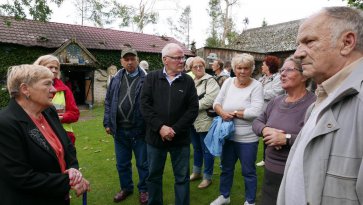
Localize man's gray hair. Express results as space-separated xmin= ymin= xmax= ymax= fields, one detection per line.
xmin=161 ymin=43 xmax=182 ymax=57
xmin=323 ymin=6 xmax=363 ymax=51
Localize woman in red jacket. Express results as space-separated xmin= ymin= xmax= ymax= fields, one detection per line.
xmin=34 ymin=55 xmax=80 ymax=145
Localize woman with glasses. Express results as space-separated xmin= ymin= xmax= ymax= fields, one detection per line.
xmin=256 ymin=55 xmax=284 ymax=167
xmin=210 ymin=54 xmax=264 ymax=205
xmin=189 ymin=57 xmax=220 ymax=189
xmin=34 ymin=55 xmax=79 ymax=145
xmin=252 ymin=55 xmax=316 ymax=205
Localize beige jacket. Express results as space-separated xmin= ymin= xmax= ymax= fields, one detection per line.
xmin=193 ymin=74 xmax=220 ymax=132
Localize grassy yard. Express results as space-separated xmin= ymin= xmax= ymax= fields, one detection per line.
xmin=70 ymin=106 xmax=264 ymax=205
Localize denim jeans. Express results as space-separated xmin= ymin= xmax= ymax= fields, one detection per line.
xmin=146 ymin=144 xmax=190 ymax=205
xmin=114 ymin=128 xmax=148 ymax=192
xmin=190 ymin=127 xmax=214 ymax=180
xmin=219 ymin=140 xmax=258 ymax=204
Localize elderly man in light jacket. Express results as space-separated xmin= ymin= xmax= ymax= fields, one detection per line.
xmin=277 ymin=7 xmax=363 ymax=205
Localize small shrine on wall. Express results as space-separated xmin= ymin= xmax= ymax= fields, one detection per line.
xmin=53 ymin=38 xmax=99 ymax=66
xmin=53 ymin=38 xmax=100 ymax=107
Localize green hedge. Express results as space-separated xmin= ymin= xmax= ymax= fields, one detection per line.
xmin=0 ymin=44 xmax=53 ymax=77
xmin=90 ymin=49 xmax=164 ymax=70
xmin=0 ymin=88 xmax=10 ymax=109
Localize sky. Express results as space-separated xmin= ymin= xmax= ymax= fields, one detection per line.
xmin=2 ymin=0 xmax=347 ymax=48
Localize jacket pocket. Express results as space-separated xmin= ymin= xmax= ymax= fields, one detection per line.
xmin=322 ymin=156 xmax=360 ymax=204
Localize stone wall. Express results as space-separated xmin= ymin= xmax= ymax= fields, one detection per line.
xmin=94 ymin=69 xmax=108 ymax=105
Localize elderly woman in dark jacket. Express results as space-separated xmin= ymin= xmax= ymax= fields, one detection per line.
xmin=0 ymin=64 xmax=90 ymax=205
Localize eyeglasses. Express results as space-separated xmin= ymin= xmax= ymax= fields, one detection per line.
xmin=279 ymin=67 xmax=302 ymax=74
xmin=165 ymin=56 xmax=186 ymax=62
xmin=192 ymin=65 xmax=204 ymax=69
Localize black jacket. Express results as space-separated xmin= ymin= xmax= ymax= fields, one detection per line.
xmin=0 ymin=99 xmax=78 ymax=205
xmin=141 ymin=69 xmax=199 ymax=148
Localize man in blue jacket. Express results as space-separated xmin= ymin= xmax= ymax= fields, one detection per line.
xmin=103 ymin=48 xmax=148 ymax=204
xmin=141 ymin=43 xmax=199 ymax=205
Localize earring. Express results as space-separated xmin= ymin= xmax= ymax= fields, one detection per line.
xmin=25 ymin=95 xmax=30 ymax=100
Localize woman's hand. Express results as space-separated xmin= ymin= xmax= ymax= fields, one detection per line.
xmin=64 ymin=168 xmax=83 ymax=186
xmin=215 ymin=104 xmax=234 ymax=121
xmin=233 ymin=109 xmax=245 ymax=119
xmin=262 ymin=127 xmax=286 ymax=147
xmin=220 ymin=111 xmax=235 ymax=121
xmin=71 ymin=178 xmax=91 ymax=197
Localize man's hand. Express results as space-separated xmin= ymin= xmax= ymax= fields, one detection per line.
xmin=159 ymin=125 xmax=176 ymax=141
xmin=105 ymin=127 xmax=111 ymax=135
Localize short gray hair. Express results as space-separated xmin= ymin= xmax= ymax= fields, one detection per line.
xmin=7 ymin=64 xmax=53 ymax=98
xmin=323 ymin=6 xmax=363 ymax=51
xmin=284 ymin=55 xmax=302 ymax=71
xmin=231 ymin=53 xmax=255 ymax=72
xmin=139 ymin=60 xmax=149 ymax=70
xmin=33 ymin=54 xmax=61 ymax=78
xmin=284 ymin=55 xmax=312 ymax=87
xmin=33 ymin=54 xmax=60 ymax=67
xmin=161 ymin=43 xmax=183 ymax=58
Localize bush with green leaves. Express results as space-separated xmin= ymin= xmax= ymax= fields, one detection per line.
xmin=0 ymin=88 xmax=10 ymax=108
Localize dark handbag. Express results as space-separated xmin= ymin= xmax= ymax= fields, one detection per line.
xmin=206 ymin=108 xmax=218 ymax=117
xmin=198 ymin=78 xmax=219 ymax=118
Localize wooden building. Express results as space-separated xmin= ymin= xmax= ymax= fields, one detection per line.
xmin=196 ymin=19 xmax=302 ymax=75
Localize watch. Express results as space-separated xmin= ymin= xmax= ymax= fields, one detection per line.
xmin=285 ymin=134 xmax=291 ymax=146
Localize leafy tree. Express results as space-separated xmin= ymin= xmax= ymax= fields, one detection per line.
xmin=176 ymin=6 xmax=192 ymax=48
xmin=205 ymin=36 xmax=222 ymax=47
xmin=345 ymin=0 xmax=363 ymax=9
xmin=221 ymin=0 xmax=238 ymax=46
xmin=206 ymin=0 xmax=223 ymax=47
xmin=206 ymin=0 xmax=240 ymax=47
xmin=0 ymin=0 xmax=63 ymax=21
xmin=166 ymin=17 xmax=177 ymax=36
xmin=226 ymin=24 xmax=239 ymax=44
xmin=111 ymin=0 xmax=158 ymax=33
xmin=73 ymin=0 xmax=112 ymax=27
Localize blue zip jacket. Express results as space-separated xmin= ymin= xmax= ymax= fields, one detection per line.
xmin=103 ymin=67 xmax=146 ymax=136
xmin=204 ymin=116 xmax=235 ymax=156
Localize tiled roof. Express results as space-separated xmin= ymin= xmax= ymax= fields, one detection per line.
xmin=229 ymin=20 xmax=303 ymax=53
xmin=0 ymin=16 xmax=193 ymax=55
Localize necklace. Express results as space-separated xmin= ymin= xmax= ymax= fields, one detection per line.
xmin=30 ymin=114 xmax=46 ymax=130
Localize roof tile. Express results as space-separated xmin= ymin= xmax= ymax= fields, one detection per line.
xmin=0 ymin=16 xmax=192 ymax=55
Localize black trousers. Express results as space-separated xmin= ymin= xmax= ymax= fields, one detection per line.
xmin=261 ymin=168 xmax=283 ymax=205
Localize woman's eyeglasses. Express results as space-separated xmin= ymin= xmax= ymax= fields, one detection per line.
xmin=279 ymin=67 xmax=302 ymax=74
xmin=192 ymin=65 xmax=204 ymax=69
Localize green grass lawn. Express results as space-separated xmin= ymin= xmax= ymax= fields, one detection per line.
xmin=70 ymin=106 xmax=264 ymax=205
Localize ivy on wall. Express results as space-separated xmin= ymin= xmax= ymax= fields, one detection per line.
xmin=0 ymin=89 xmax=10 ymax=108
xmin=0 ymin=44 xmax=53 ymax=77
xmin=90 ymin=49 xmax=164 ymax=70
